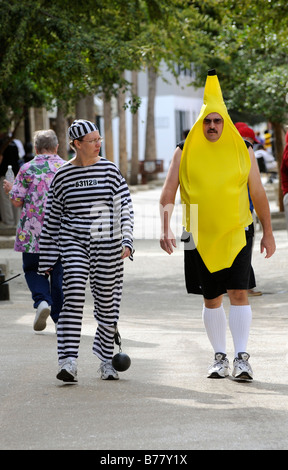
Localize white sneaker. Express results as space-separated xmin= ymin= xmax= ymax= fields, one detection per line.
xmin=33 ymin=301 xmax=51 ymax=331
xmin=98 ymin=360 xmax=119 ymax=380
xmin=232 ymin=352 xmax=253 ymax=381
xmin=207 ymin=352 xmax=230 ymax=378
xmin=57 ymin=358 xmax=78 ymax=383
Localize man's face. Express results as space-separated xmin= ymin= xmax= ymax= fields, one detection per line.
xmin=203 ymin=113 xmax=224 ymax=142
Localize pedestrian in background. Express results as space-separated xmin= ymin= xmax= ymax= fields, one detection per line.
xmin=281 ymin=130 xmax=288 ymax=234
xmin=22 ymin=142 xmax=34 ymax=164
xmin=237 ymin=124 xmax=263 ymax=297
xmin=38 ymin=119 xmax=134 ymax=383
xmin=255 ymin=144 xmax=278 ymax=183
xmin=3 ymin=129 xmax=65 ymax=331
xmin=0 ymin=133 xmax=21 ymax=227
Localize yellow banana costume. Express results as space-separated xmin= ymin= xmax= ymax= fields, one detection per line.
xmin=179 ymin=69 xmax=252 ymax=273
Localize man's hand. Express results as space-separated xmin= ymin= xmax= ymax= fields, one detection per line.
xmin=260 ymin=232 xmax=276 ymax=258
xmin=160 ymin=229 xmax=177 ymax=254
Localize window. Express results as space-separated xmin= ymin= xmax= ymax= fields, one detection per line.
xmin=175 ymin=110 xmax=190 ymax=143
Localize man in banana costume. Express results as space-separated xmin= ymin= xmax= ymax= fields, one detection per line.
xmin=160 ymin=69 xmax=275 ymax=381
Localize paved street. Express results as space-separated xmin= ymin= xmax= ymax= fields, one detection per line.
xmin=0 ymin=186 xmax=288 ymax=450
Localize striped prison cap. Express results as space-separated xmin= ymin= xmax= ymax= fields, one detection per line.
xmin=68 ymin=119 xmax=98 ymax=140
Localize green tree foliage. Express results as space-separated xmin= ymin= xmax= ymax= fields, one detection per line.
xmin=204 ymin=0 xmax=288 ymax=125
xmin=0 ymin=0 xmax=144 ymax=135
xmin=1 ymin=0 xmax=287 ymax=139
xmin=0 ymin=0 xmax=222 ymax=153
xmin=0 ymin=0 xmax=91 ymax=134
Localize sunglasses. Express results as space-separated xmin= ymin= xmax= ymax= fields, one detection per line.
xmin=203 ymin=118 xmax=223 ymax=125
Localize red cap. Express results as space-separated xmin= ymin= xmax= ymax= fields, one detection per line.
xmin=235 ymin=122 xmax=247 ymax=130
xmin=238 ymin=126 xmax=260 ymax=143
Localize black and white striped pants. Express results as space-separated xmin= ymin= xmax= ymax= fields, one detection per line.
xmin=57 ymin=233 xmax=124 ymax=364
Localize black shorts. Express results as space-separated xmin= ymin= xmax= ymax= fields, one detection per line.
xmin=183 ymin=224 xmax=255 ymax=299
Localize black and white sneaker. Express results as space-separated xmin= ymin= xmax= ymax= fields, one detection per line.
xmin=232 ymin=352 xmax=253 ymax=381
xmin=98 ymin=360 xmax=119 ymax=380
xmin=57 ymin=358 xmax=78 ymax=383
xmin=207 ymin=352 xmax=230 ymax=378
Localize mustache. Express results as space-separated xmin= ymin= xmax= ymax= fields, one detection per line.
xmin=208 ymin=129 xmax=218 ymax=133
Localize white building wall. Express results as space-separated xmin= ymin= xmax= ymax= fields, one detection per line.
xmin=100 ymin=65 xmax=204 ymax=173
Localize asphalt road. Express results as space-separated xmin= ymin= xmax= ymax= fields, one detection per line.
xmin=0 ymin=187 xmax=287 ymax=451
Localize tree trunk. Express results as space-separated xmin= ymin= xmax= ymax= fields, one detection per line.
xmin=56 ymin=106 xmax=68 ymax=160
xmin=118 ymin=80 xmax=127 ymax=179
xmin=142 ymin=66 xmax=158 ymax=183
xmin=75 ymin=96 xmax=87 ymax=119
xmin=272 ymin=122 xmax=286 ymax=212
xmin=86 ymin=95 xmax=95 ymax=122
xmin=144 ymin=66 xmax=157 ymax=162
xmin=130 ymin=71 xmax=139 ymax=185
xmin=103 ymin=96 xmax=114 ymax=162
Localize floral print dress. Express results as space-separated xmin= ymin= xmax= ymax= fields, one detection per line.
xmin=9 ymin=154 xmax=65 ymax=253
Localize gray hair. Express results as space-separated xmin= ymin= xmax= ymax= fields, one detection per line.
xmin=33 ymin=129 xmax=58 ymax=152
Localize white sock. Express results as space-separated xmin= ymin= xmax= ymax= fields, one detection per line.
xmin=202 ymin=305 xmax=227 ymax=354
xmin=229 ymin=305 xmax=252 ymax=358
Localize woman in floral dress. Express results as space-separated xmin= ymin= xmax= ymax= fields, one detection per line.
xmin=3 ymin=129 xmax=65 ymax=331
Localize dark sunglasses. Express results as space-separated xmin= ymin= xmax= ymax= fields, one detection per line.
xmin=203 ymin=118 xmax=223 ymax=125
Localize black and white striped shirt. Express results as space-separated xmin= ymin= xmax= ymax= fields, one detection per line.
xmin=38 ymin=157 xmax=134 ymax=272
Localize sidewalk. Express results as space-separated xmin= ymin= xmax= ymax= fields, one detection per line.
xmin=0 ymin=186 xmax=288 ymax=450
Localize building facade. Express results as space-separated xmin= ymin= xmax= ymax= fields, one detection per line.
xmin=100 ymin=63 xmax=204 ymax=173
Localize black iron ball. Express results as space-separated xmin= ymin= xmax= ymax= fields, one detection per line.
xmin=112 ymin=352 xmax=131 ymax=372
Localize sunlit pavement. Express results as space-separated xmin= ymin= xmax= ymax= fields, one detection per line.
xmin=0 ymin=185 xmax=288 ymax=450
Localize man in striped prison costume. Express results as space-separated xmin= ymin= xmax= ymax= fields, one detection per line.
xmin=38 ymin=120 xmax=134 ymax=382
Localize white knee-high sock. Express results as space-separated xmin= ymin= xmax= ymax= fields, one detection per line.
xmin=202 ymin=305 xmax=227 ymax=354
xmin=229 ymin=305 xmax=252 ymax=357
